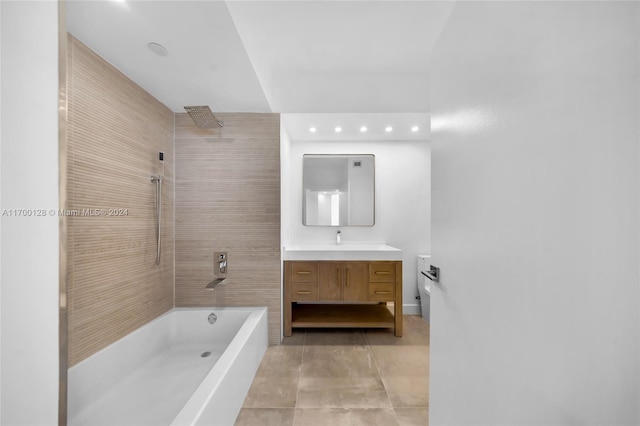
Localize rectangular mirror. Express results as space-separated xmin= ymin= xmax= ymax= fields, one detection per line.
xmin=303 ymin=154 xmax=375 ymax=226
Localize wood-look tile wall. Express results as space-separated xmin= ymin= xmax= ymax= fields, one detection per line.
xmin=67 ymin=36 xmax=175 ymax=366
xmin=174 ymin=113 xmax=281 ymax=345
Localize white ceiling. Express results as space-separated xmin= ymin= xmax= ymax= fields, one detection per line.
xmin=67 ymin=1 xmax=271 ymax=112
xmin=67 ymin=0 xmax=455 ymax=116
xmin=226 ymin=1 xmax=455 ymax=113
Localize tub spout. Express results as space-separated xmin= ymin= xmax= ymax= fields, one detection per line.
xmin=206 ymin=278 xmax=226 ymax=290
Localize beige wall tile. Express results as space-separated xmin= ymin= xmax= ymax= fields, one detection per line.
xmin=67 ymin=38 xmax=281 ymax=366
xmin=67 ymin=35 xmax=174 ymax=366
xmin=174 ymin=112 xmax=281 ymax=345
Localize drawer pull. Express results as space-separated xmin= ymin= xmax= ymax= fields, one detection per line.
xmin=296 ymin=291 xmax=312 ymax=295
xmin=374 ymin=271 xmax=390 ymax=275
xmin=296 ymin=271 xmax=311 ymax=275
xmin=374 ymin=291 xmax=391 ymax=295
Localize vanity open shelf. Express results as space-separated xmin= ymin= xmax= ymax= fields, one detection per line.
xmin=284 ymin=260 xmax=403 ymax=336
xmin=291 ymin=304 xmax=396 ymax=328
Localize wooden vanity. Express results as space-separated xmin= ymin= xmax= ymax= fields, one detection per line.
xmin=284 ymin=260 xmax=403 ymax=336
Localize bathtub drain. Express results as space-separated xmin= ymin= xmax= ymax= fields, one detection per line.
xmin=201 ymin=351 xmax=212 ymax=358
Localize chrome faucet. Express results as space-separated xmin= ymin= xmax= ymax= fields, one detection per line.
xmin=336 ymin=230 xmax=342 ymax=245
xmin=214 ymin=251 xmax=228 ymax=276
xmin=206 ymin=277 xmax=226 ymax=290
xmin=207 ymin=251 xmax=228 ymax=289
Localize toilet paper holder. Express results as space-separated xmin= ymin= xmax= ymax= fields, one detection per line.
xmin=421 ymin=265 xmax=440 ymax=283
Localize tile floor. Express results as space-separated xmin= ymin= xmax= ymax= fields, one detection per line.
xmin=235 ymin=315 xmax=429 ymax=426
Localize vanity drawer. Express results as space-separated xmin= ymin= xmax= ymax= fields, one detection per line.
xmin=369 ymin=262 xmax=396 ymax=282
xmin=369 ymin=283 xmax=395 ymax=301
xmin=292 ymin=283 xmax=318 ymax=301
xmin=291 ymin=262 xmax=318 ymax=283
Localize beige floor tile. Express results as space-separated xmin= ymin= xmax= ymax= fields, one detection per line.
xmin=304 ymin=329 xmax=366 ymax=346
xmin=381 ymin=376 xmax=429 ymax=407
xmin=302 ymin=345 xmax=378 ymax=378
xmin=234 ymin=408 xmax=295 ymax=426
xmin=365 ymin=316 xmax=429 ymax=346
xmin=370 ymin=345 xmax=429 ymax=407
xmin=242 ymin=375 xmax=300 ymax=408
xmin=404 ymin=315 xmax=430 ymax=335
xmin=239 ymin=316 xmax=430 ymax=420
xmin=299 ymin=342 xmax=392 ymax=408
xmin=395 ymin=407 xmax=429 ymax=426
xmin=297 ymin=376 xmax=392 ymax=408
xmin=370 ymin=345 xmax=429 ymax=377
xmin=294 ymin=408 xmax=399 ymax=426
xmin=243 ymin=345 xmax=302 ymax=408
xmin=282 ymin=330 xmax=306 ymax=346
xmin=256 ymin=345 xmax=303 ymax=378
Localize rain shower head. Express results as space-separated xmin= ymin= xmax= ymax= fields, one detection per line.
xmin=184 ymin=106 xmax=224 ymax=128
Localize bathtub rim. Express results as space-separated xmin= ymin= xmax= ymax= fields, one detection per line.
xmin=170 ymin=306 xmax=268 ymax=425
xmin=68 ymin=306 xmax=268 ymax=426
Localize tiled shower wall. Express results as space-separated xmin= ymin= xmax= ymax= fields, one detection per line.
xmin=67 ymin=36 xmax=175 ymax=366
xmin=174 ymin=113 xmax=281 ymax=345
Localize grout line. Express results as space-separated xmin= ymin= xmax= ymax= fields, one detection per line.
xmin=291 ymin=329 xmax=306 ymax=426
xmin=365 ymin=327 xmax=403 ymax=425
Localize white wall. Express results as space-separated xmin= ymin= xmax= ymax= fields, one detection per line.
xmin=0 ymin=2 xmax=3 ymax=420
xmin=429 ymin=2 xmax=639 ymax=424
xmin=0 ymin=1 xmax=60 ymax=425
xmin=284 ymin=138 xmax=430 ymax=310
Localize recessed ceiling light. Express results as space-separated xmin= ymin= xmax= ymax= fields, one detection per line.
xmin=335 ymin=126 xmax=342 ymax=133
xmin=411 ymin=126 xmax=419 ymax=132
xmin=147 ymin=42 xmax=168 ymax=57
xmin=309 ymin=127 xmax=317 ymax=133
xmin=385 ymin=126 xmax=393 ymax=132
xmin=360 ymin=126 xmax=367 ymax=132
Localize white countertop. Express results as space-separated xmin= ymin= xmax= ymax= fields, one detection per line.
xmin=283 ymin=243 xmax=403 ymax=261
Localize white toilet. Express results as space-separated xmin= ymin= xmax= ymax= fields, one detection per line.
xmin=417 ymin=254 xmax=431 ymax=323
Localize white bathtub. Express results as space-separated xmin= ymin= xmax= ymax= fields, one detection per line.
xmin=68 ymin=307 xmax=268 ymax=426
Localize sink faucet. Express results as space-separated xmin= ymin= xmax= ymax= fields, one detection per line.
xmin=336 ymin=230 xmax=342 ymax=245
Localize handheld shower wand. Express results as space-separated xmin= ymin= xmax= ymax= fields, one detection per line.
xmin=151 ymin=152 xmax=164 ymax=265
